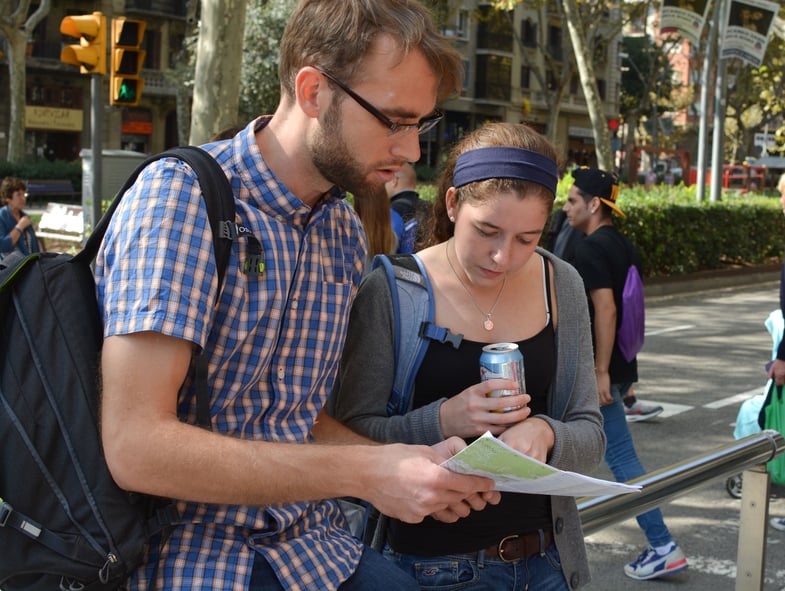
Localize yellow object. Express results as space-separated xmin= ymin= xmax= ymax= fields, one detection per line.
xmin=110 ymin=18 xmax=146 ymax=107
xmin=60 ymin=12 xmax=106 ymax=76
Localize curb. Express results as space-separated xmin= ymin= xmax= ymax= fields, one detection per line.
xmin=645 ymin=263 xmax=781 ymax=299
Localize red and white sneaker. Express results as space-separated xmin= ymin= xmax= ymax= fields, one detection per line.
xmin=625 ymin=401 xmax=664 ymax=422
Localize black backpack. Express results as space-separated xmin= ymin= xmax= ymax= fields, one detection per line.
xmin=0 ymin=147 xmax=235 ymax=591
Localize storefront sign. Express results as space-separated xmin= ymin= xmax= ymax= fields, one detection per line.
xmin=568 ymin=126 xmax=594 ymax=139
xmin=121 ymin=120 xmax=153 ymax=135
xmin=25 ymin=106 xmax=83 ymax=132
xmin=121 ymin=108 xmax=153 ymax=135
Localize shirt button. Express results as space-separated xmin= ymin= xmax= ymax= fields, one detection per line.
xmin=277 ymin=367 xmax=285 ymax=381
xmin=291 ymin=299 xmax=298 ymax=309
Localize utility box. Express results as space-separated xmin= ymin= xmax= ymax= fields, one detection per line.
xmin=80 ymin=148 xmax=147 ymax=230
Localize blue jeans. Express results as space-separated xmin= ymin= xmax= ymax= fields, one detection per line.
xmin=382 ymin=544 xmax=568 ymax=591
xmin=248 ymin=546 xmax=420 ymax=590
xmin=602 ymin=382 xmax=672 ymax=548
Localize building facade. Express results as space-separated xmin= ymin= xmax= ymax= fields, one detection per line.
xmin=1 ymin=0 xmax=620 ymax=168
xmin=0 ymin=0 xmax=188 ymax=163
xmin=436 ymin=1 xmax=622 ymax=170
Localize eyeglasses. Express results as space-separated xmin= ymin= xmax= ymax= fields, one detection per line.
xmin=315 ymin=67 xmax=443 ymax=136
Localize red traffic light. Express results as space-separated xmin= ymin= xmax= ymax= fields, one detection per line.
xmin=608 ymin=118 xmax=620 ymax=132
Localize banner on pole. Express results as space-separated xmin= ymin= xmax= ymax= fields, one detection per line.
xmin=720 ymin=0 xmax=779 ymax=67
xmin=660 ymin=0 xmax=710 ymax=46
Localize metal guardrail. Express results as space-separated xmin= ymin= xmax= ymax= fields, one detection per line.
xmin=577 ymin=429 xmax=785 ymax=591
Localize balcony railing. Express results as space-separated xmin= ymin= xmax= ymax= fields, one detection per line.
xmin=125 ymin=0 xmax=187 ymax=17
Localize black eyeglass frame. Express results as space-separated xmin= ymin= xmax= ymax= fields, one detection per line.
xmin=315 ymin=67 xmax=443 ymax=136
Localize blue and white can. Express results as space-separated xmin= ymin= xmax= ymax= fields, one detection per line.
xmin=480 ymin=342 xmax=526 ymax=411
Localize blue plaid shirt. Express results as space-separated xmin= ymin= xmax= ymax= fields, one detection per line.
xmin=95 ymin=119 xmax=367 ymax=590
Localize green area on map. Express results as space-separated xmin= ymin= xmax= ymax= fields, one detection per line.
xmin=450 ymin=435 xmax=555 ymax=479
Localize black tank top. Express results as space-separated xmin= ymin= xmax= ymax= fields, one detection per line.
xmin=388 ymin=258 xmax=556 ymax=556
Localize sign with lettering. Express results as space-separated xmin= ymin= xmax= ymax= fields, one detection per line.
xmin=660 ymin=0 xmax=710 ymax=46
xmin=720 ymin=0 xmax=779 ymax=67
xmin=25 ymin=106 xmax=83 ymax=132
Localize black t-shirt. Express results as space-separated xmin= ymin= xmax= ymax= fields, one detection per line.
xmin=572 ymin=225 xmax=640 ymax=384
xmin=387 ymin=262 xmax=556 ymax=556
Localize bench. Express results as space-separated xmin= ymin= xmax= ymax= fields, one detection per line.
xmin=36 ymin=203 xmax=84 ymax=249
xmin=24 ymin=179 xmax=81 ymax=203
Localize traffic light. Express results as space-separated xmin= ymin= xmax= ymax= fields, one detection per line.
xmin=60 ymin=12 xmax=106 ymax=75
xmin=608 ymin=118 xmax=620 ymax=137
xmin=110 ymin=18 xmax=146 ymax=107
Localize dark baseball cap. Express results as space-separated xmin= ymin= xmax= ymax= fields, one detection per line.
xmin=572 ymin=167 xmax=625 ymax=218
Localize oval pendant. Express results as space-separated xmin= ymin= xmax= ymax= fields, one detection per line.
xmin=484 ymin=319 xmax=494 ymax=331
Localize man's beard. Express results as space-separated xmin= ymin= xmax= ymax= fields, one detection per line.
xmin=310 ymin=99 xmax=386 ymax=200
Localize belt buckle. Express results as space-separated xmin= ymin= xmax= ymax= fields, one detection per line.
xmin=497 ymin=534 xmax=520 ymax=563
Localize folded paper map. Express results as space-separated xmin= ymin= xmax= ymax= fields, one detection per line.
xmin=441 ymin=431 xmax=640 ymax=497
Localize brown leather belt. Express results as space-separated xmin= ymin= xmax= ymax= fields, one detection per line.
xmin=483 ymin=530 xmax=554 ymax=562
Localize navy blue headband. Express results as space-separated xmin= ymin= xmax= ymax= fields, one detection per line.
xmin=453 ymin=147 xmax=558 ymax=194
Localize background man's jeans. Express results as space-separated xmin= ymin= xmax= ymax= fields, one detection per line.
xmin=602 ymin=382 xmax=673 ymax=548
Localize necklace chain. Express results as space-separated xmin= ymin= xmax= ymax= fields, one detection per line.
xmin=445 ymin=240 xmax=506 ymax=331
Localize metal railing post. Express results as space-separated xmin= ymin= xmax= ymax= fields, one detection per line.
xmin=735 ymin=466 xmax=771 ymax=591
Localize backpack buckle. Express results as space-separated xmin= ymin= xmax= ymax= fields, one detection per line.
xmin=219 ymin=220 xmax=238 ymax=240
xmin=0 ymin=499 xmax=12 ymax=527
xmin=154 ymin=503 xmax=182 ymax=528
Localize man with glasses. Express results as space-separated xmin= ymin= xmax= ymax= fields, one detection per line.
xmin=315 ymin=67 xmax=444 ymax=136
xmin=96 ymin=1 xmax=500 ymax=590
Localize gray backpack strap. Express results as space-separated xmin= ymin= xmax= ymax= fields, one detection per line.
xmin=371 ymin=254 xmax=462 ymax=417
xmin=361 ymin=254 xmax=461 ymax=551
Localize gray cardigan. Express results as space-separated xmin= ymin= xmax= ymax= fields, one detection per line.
xmin=328 ymin=248 xmax=604 ymax=590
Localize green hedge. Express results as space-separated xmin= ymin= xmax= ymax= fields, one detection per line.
xmin=419 ymin=180 xmax=785 ymax=279
xmin=7 ymin=161 xmax=781 ymax=279
xmin=599 ymin=185 xmax=785 ymax=277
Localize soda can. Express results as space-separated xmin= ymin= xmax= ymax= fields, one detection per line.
xmin=480 ymin=342 xmax=526 ymax=412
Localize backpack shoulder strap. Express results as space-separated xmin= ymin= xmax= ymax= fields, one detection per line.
xmin=79 ymin=146 xmax=236 ymax=429
xmin=372 ymin=254 xmax=462 ymax=416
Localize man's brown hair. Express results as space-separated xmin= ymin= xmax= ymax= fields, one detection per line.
xmin=279 ymin=0 xmax=462 ymax=102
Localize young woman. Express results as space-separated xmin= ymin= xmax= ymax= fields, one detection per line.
xmin=330 ymin=122 xmax=605 ymax=590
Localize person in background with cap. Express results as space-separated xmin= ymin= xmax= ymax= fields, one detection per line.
xmin=564 ymin=167 xmax=689 ymax=581
xmin=547 ymin=183 xmax=663 ymax=423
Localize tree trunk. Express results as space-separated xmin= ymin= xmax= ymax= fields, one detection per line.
xmin=545 ymin=82 xmax=568 ymax=145
xmin=561 ymin=0 xmax=613 ymax=171
xmin=6 ymin=30 xmax=27 ymax=162
xmin=189 ymin=0 xmax=248 ymax=145
xmin=0 ymin=0 xmax=51 ymax=163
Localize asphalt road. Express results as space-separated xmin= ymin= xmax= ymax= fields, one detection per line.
xmin=583 ymin=277 xmax=785 ymax=590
